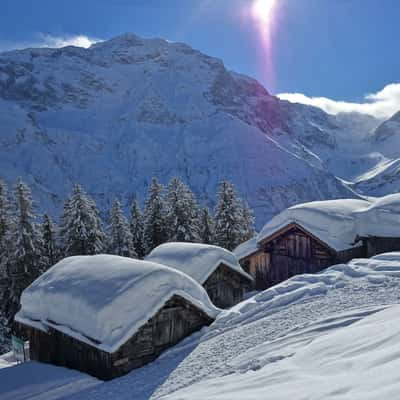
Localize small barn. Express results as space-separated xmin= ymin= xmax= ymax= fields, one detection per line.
xmin=146 ymin=243 xmax=253 ymax=308
xmin=235 ymin=195 xmax=400 ymax=290
xmin=14 ymin=255 xmax=219 ymax=380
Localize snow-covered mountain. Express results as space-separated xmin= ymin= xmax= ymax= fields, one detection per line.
xmin=0 ymin=33 xmax=399 ymax=225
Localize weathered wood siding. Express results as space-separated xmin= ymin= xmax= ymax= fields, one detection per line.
xmin=245 ymin=226 xmax=336 ymax=290
xmin=203 ymin=264 xmax=248 ymax=308
xmin=363 ymin=237 xmax=400 ymax=258
xmin=241 ymin=251 xmax=270 ymax=290
xmin=17 ymin=295 xmax=213 ymax=380
xmin=335 ymin=245 xmax=366 ymax=263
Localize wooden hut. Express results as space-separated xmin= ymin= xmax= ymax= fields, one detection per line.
xmin=236 ymin=195 xmax=400 ymax=290
xmin=14 ymin=255 xmax=218 ymax=380
xmin=235 ymin=199 xmax=372 ymax=290
xmin=146 ymin=243 xmax=253 ymax=308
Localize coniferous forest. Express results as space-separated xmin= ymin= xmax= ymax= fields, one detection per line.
xmin=0 ymin=177 xmax=255 ymax=351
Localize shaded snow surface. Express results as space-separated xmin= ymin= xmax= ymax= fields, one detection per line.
xmin=3 ymin=253 xmax=400 ymax=399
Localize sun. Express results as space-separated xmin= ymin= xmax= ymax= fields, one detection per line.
xmin=252 ymin=0 xmax=276 ymax=24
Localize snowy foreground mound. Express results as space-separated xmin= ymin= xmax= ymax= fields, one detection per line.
xmin=3 ymin=253 xmax=400 ymax=399
xmin=15 ymin=255 xmax=219 ymax=352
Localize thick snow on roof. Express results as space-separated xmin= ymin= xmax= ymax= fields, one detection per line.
xmin=146 ymin=243 xmax=253 ymax=284
xmin=355 ymin=193 xmax=400 ymax=238
xmin=233 ymin=237 xmax=259 ymax=260
xmin=15 ymin=255 xmax=219 ymax=353
xmin=257 ymin=198 xmax=371 ymax=251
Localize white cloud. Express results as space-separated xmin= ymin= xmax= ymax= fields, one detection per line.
xmin=277 ymin=83 xmax=400 ymax=120
xmin=36 ymin=33 xmax=100 ymax=49
xmin=0 ymin=34 xmax=101 ymax=52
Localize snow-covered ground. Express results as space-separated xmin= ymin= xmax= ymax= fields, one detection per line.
xmin=2 ymin=253 xmax=400 ymax=399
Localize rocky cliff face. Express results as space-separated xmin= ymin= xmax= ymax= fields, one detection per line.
xmin=0 ymin=33 xmax=398 ymax=226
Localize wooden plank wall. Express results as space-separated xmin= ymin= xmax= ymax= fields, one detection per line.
xmin=203 ymin=264 xmax=248 ymax=308
xmin=364 ymin=237 xmax=400 ymax=258
xmin=19 ymin=295 xmax=213 ymax=380
xmin=243 ymin=227 xmax=336 ymax=290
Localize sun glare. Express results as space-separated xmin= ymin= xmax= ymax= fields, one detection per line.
xmin=252 ymin=0 xmax=276 ymax=24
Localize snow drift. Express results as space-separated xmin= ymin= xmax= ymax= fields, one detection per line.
xmin=15 ymin=255 xmax=219 ymax=353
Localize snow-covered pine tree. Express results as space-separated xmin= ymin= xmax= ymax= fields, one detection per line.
xmin=166 ymin=177 xmax=201 ymax=243
xmin=239 ymin=200 xmax=256 ymax=242
xmin=130 ymin=198 xmax=145 ymax=259
xmin=199 ymin=207 xmax=214 ymax=244
xmin=41 ymin=213 xmax=58 ymax=268
xmin=6 ymin=179 xmax=47 ymax=320
xmin=60 ymin=184 xmax=106 ymax=256
xmin=142 ymin=178 xmax=168 ymax=254
xmin=108 ymin=199 xmax=137 ymax=258
xmin=0 ymin=180 xmax=11 ymax=325
xmin=214 ymin=180 xmax=246 ymax=251
xmin=0 ymin=179 xmax=10 ymax=279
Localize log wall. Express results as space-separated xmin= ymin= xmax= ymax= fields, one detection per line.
xmin=203 ymin=264 xmax=249 ymax=308
xmin=363 ymin=237 xmax=400 ymax=258
xmin=17 ymin=295 xmax=213 ymax=380
xmin=243 ymin=226 xmax=336 ymax=290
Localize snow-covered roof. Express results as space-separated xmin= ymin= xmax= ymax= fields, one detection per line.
xmin=15 ymin=255 xmax=219 ymax=353
xmin=355 ymin=193 xmax=400 ymax=238
xmin=256 ymin=194 xmax=400 ymax=252
xmin=233 ymin=237 xmax=260 ymax=261
xmin=146 ymin=243 xmax=253 ymax=284
xmin=257 ymin=199 xmax=371 ymax=251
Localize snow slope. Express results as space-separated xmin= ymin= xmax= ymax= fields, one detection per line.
xmin=146 ymin=242 xmax=252 ymax=284
xmin=162 ymin=305 xmax=400 ymax=400
xmin=3 ymin=253 xmax=400 ymax=400
xmin=15 ymin=255 xmax=219 ymax=352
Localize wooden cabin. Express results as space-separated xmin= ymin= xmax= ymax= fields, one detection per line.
xmin=14 ymin=255 xmax=218 ymax=380
xmin=146 ymin=243 xmax=253 ymax=308
xmin=253 ymin=222 xmax=364 ymax=289
xmin=235 ymin=196 xmax=400 ymax=290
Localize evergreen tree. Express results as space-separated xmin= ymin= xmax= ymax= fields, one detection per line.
xmin=60 ymin=184 xmax=106 ymax=256
xmin=142 ymin=178 xmax=168 ymax=254
xmin=108 ymin=199 xmax=137 ymax=258
xmin=130 ymin=198 xmax=145 ymax=259
xmin=6 ymin=179 xmax=46 ymax=319
xmin=166 ymin=177 xmax=201 ymax=243
xmin=0 ymin=180 xmax=10 ymax=279
xmin=214 ymin=181 xmax=246 ymax=251
xmin=199 ymin=207 xmax=214 ymax=244
xmin=240 ymin=200 xmax=256 ymax=242
xmin=0 ymin=180 xmax=11 ymax=324
xmin=41 ymin=213 xmax=58 ymax=268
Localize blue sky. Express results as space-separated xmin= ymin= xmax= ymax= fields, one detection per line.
xmin=1 ymin=0 xmax=399 ymax=117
